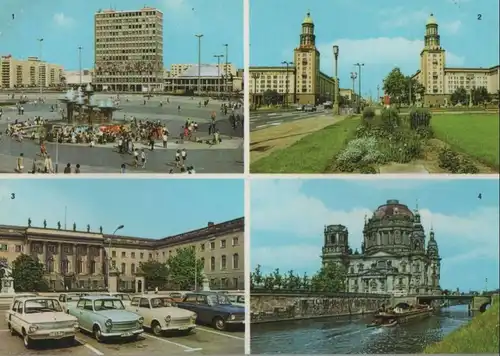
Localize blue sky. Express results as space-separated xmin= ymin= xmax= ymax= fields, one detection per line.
xmin=0 ymin=178 xmax=244 ymax=238
xmin=0 ymin=0 xmax=243 ymax=70
xmin=251 ymin=179 xmax=499 ymax=292
xmin=250 ymin=0 xmax=499 ymax=99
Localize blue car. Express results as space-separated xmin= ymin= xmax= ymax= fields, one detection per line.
xmin=176 ymin=292 xmax=244 ymax=331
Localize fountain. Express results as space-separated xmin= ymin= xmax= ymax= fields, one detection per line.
xmin=58 ymin=84 xmax=101 ymax=125
xmin=97 ymin=97 xmax=121 ymax=121
xmin=58 ymin=88 xmax=77 ymax=123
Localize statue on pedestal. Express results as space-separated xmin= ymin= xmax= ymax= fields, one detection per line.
xmin=28 ymin=218 xmax=32 ymax=227
xmin=43 ymin=219 xmax=47 ymax=228
xmin=73 ymin=223 xmax=76 ymax=231
xmin=87 ymin=224 xmax=90 ymax=233
xmin=57 ymin=221 xmax=61 ymax=230
xmin=201 ymin=271 xmax=210 ymax=291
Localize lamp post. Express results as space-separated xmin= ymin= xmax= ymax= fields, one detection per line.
xmin=251 ymin=73 xmax=261 ymax=109
xmin=78 ymin=46 xmax=83 ymax=86
xmin=350 ymin=72 xmax=357 ymax=110
xmin=354 ymin=63 xmax=364 ymax=112
xmin=214 ymin=54 xmax=224 ymax=98
xmin=195 ymin=34 xmax=203 ymax=96
xmin=466 ymin=74 xmax=474 ymax=107
xmin=332 ymin=45 xmax=340 ymax=115
xmin=106 ymin=225 xmax=124 ymax=291
xmin=223 ymin=44 xmax=229 ymax=100
xmin=37 ymin=38 xmax=44 ymax=97
xmin=281 ymin=61 xmax=293 ymax=107
xmin=377 ymin=84 xmax=380 ymax=105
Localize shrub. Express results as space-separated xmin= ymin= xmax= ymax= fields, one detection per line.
xmin=380 ymin=107 xmax=401 ymax=132
xmin=359 ymin=165 xmax=377 ymax=174
xmin=336 ymin=137 xmax=386 ymax=172
xmin=409 ymin=108 xmax=432 ymax=130
xmin=438 ymin=148 xmax=461 ymax=173
xmin=458 ymin=158 xmax=479 ymax=174
xmin=362 ymin=107 xmax=376 ymax=121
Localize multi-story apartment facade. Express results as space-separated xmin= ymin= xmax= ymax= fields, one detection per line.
xmin=0 ymin=55 xmax=64 ymax=89
xmin=412 ymin=14 xmax=499 ymax=106
xmin=0 ymin=217 xmax=244 ymax=292
xmin=249 ymin=12 xmax=335 ymax=106
xmin=93 ymin=7 xmax=164 ymax=92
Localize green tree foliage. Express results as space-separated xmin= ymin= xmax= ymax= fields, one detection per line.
xmin=471 ymin=86 xmax=490 ymax=105
xmin=311 ymin=263 xmax=347 ymax=292
xmin=0 ymin=257 xmax=7 ymax=278
xmin=138 ymin=260 xmax=169 ymax=290
xmin=450 ymin=87 xmax=467 ymax=105
xmin=382 ymin=67 xmax=425 ymax=105
xmin=11 ymin=254 xmax=48 ymax=292
xmin=262 ymin=90 xmax=282 ymax=105
xmin=166 ymin=247 xmax=203 ymax=290
xmin=250 ymin=265 xmax=264 ymax=288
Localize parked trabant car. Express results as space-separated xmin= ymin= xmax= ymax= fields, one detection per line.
xmin=68 ymin=295 xmax=144 ymax=342
xmin=176 ymin=292 xmax=245 ymax=331
xmin=5 ymin=293 xmax=38 ymax=321
xmin=7 ymin=297 xmax=79 ymax=349
xmin=126 ymin=295 xmax=197 ymax=335
xmin=59 ymin=292 xmax=89 ymax=312
xmin=227 ymin=292 xmax=245 ymax=307
xmin=106 ymin=293 xmax=133 ymax=307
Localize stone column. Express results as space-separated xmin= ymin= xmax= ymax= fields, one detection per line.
xmin=99 ymin=246 xmax=103 ymax=276
xmin=55 ymin=243 xmax=61 ymax=273
xmin=86 ymin=245 xmax=90 ymax=275
xmin=42 ymin=243 xmax=47 ymax=267
xmin=25 ymin=240 xmax=31 ymax=256
xmin=72 ymin=244 xmax=77 ymax=274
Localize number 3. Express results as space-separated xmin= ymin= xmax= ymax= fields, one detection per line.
xmin=10 ymin=193 xmax=15 ymax=199
xmin=477 ymin=14 xmax=482 ymax=20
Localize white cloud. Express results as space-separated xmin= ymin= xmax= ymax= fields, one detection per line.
xmin=251 ymin=180 xmax=499 ymax=272
xmin=53 ymin=13 xmax=74 ymax=27
xmin=441 ymin=20 xmax=462 ymax=34
xmin=316 ymin=37 xmax=465 ymax=73
xmin=252 ymin=245 xmax=321 ymax=274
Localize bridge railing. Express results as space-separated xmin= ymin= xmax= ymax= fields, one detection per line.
xmin=251 ymin=288 xmax=391 ymax=298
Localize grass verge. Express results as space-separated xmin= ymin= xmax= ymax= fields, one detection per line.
xmin=251 ymin=116 xmax=359 ymax=173
xmin=424 ymin=296 xmax=499 ymax=353
xmin=431 ymin=113 xmax=499 ymax=170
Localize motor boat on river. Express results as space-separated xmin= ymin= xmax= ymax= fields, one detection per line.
xmin=367 ymin=303 xmax=433 ymax=327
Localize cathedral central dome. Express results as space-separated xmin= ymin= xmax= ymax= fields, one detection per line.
xmin=373 ymin=199 xmax=414 ymax=219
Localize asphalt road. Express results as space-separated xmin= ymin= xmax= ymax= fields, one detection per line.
xmin=0 ymin=318 xmax=244 ymax=355
xmin=0 ymin=96 xmax=243 ymax=173
xmin=249 ymin=110 xmax=327 ymax=131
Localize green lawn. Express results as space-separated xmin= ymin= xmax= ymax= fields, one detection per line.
xmin=251 ymin=116 xmax=360 ymax=173
xmin=424 ymin=296 xmax=499 ymax=353
xmin=431 ymin=113 xmax=499 ymax=170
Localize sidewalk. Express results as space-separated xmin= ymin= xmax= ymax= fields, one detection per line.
xmin=0 ymin=154 xmax=157 ymax=174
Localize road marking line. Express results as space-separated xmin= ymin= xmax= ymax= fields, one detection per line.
xmin=184 ymin=348 xmax=203 ymax=352
xmin=197 ymin=327 xmax=244 ymax=340
xmin=268 ymin=120 xmax=283 ymax=124
xmin=143 ymin=333 xmax=202 ymax=352
xmin=77 ymin=339 xmax=104 ymax=356
xmin=0 ymin=329 xmax=8 ymax=332
xmin=255 ymin=124 xmax=270 ymax=129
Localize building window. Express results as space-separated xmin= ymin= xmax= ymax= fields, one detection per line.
xmin=15 ymin=245 xmax=22 ymax=253
xmin=112 ymin=251 xmax=116 ymax=258
xmin=121 ymin=252 xmax=126 ymax=258
xmin=112 ymin=260 xmax=116 ymax=269
xmin=90 ymin=260 xmax=96 ymax=274
xmin=210 ymin=257 xmax=215 ymax=271
xmin=200 ymin=243 xmax=205 ymax=252
xmin=131 ymin=263 xmax=136 ymax=274
xmin=77 ymin=259 xmax=83 ymax=274
xmin=131 ymin=252 xmax=135 ymax=259
xmin=121 ymin=263 xmax=126 ymax=274
xmin=210 ymin=242 xmax=215 ymax=250
xmin=220 ymin=240 xmax=226 ymax=249
xmin=46 ymin=258 xmax=54 ymax=273
xmin=61 ymin=260 xmax=69 ymax=274
xmin=232 ymin=254 xmax=239 ymax=269
xmin=140 ymin=253 xmax=144 ymax=259
xmin=200 ymin=257 xmax=205 ymax=270
xmin=221 ymin=255 xmax=227 ymax=270
xmin=232 ymin=277 xmax=238 ymax=289
xmin=232 ymin=237 xmax=239 ymax=246
xmin=148 ymin=253 xmax=152 ymax=260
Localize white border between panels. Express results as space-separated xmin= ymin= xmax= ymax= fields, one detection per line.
xmin=243 ymin=0 xmax=250 ymax=177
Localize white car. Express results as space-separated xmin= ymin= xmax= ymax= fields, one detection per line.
xmin=5 ymin=293 xmax=38 ymax=321
xmin=227 ymin=293 xmax=245 ymax=308
xmin=127 ymin=295 xmax=197 ymax=336
xmin=7 ymin=297 xmax=79 ymax=349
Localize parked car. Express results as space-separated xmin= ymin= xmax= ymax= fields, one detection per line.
xmin=166 ymin=292 xmax=186 ymax=303
xmin=227 ymin=293 xmax=245 ymax=308
xmin=304 ymin=105 xmax=317 ymax=112
xmin=68 ymin=296 xmax=143 ymax=342
xmin=127 ymin=295 xmax=197 ymax=336
xmin=323 ymin=101 xmax=333 ymax=109
xmin=7 ymin=297 xmax=79 ymax=349
xmin=296 ymin=105 xmax=305 ymax=111
xmin=176 ymin=292 xmax=244 ymax=331
xmin=102 ymin=293 xmax=133 ymax=307
xmin=58 ymin=293 xmax=88 ymax=312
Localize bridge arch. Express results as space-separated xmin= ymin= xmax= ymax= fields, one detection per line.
xmin=479 ymin=302 xmax=491 ymax=313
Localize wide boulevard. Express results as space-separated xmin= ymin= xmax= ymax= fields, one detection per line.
xmin=249 ymin=107 xmax=327 ymax=131
xmin=251 ymin=305 xmax=474 ymax=354
xmin=0 ymin=93 xmax=244 ymax=174
xmin=0 ymin=317 xmax=244 ymax=355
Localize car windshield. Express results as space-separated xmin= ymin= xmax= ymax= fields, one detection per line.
xmin=207 ymin=294 xmax=231 ymax=305
xmin=114 ymin=294 xmax=131 ymax=301
xmin=150 ymin=297 xmax=173 ymax=308
xmin=93 ymin=299 xmax=125 ymax=311
xmin=24 ymin=299 xmax=62 ymax=313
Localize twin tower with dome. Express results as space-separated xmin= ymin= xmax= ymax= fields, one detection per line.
xmin=321 ymin=199 xmax=441 ymax=295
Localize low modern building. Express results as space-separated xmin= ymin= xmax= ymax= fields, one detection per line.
xmin=63 ymin=69 xmax=94 ymax=87
xmin=0 ymin=55 xmax=64 ymax=89
xmin=170 ymin=63 xmax=236 ymax=78
xmin=0 ymin=217 xmax=244 ymax=292
xmin=164 ymin=64 xmax=242 ymax=96
xmin=412 ymin=13 xmax=499 ymax=106
xmin=249 ymin=12 xmax=336 ymax=106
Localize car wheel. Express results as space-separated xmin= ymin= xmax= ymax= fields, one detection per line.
xmin=93 ymin=325 xmax=104 ymax=342
xmin=63 ymin=336 xmax=75 ymax=346
xmin=8 ymin=323 xmax=15 ymax=336
xmin=23 ymin=333 xmax=33 ymax=349
xmin=212 ymin=316 xmax=226 ymax=331
xmin=151 ymin=321 xmax=162 ymax=336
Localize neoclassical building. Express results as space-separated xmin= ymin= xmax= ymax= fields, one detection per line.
xmin=322 ymin=200 xmax=441 ymax=295
xmin=0 ymin=218 xmax=244 ymax=291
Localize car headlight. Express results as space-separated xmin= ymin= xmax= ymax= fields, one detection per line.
xmin=138 ymin=317 xmax=144 ymax=324
xmin=165 ymin=315 xmax=171 ymax=323
xmin=104 ymin=319 xmax=113 ymax=329
xmin=229 ymin=314 xmax=236 ymax=320
xmin=73 ymin=323 xmax=79 ymax=329
xmin=28 ymin=325 xmax=39 ymax=333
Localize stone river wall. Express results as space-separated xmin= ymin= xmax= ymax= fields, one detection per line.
xmin=251 ymin=291 xmax=391 ymax=323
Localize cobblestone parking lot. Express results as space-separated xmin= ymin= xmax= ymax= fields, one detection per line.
xmin=0 ymin=318 xmax=244 ymax=355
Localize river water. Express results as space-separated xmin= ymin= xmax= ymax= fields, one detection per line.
xmin=251 ymin=305 xmax=475 ymax=354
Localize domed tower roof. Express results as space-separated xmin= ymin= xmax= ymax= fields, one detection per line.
xmin=373 ymin=199 xmax=414 ymax=219
xmin=426 ymin=13 xmax=437 ymax=26
xmin=302 ymin=11 xmax=314 ymax=25
xmin=427 ymin=227 xmax=439 ymax=257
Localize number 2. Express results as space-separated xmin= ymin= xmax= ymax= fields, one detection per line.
xmin=477 ymin=14 xmax=482 ymax=20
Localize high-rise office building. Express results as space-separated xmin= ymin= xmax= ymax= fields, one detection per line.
xmin=93 ymin=7 xmax=164 ymax=92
